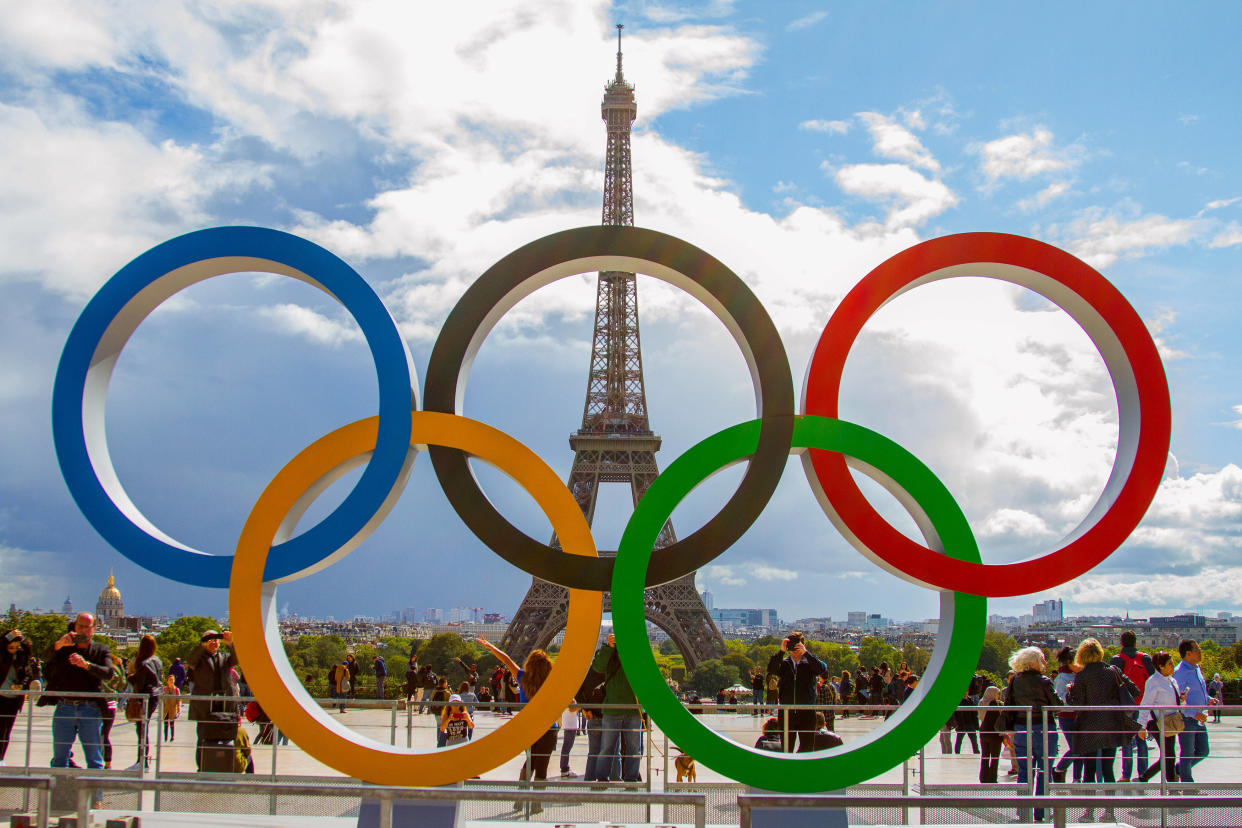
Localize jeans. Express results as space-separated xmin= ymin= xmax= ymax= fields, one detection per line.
xmin=0 ymin=695 xmax=23 ymax=760
xmin=560 ymin=728 xmax=578 ymax=773
xmin=599 ymin=714 xmax=641 ymax=782
xmin=1120 ymin=726 xmax=1149 ymax=779
xmin=1053 ymin=715 xmax=1084 ymax=782
xmin=1177 ymin=718 xmax=1209 ymax=782
xmin=375 ymin=679 xmax=385 ymax=699
xmin=1014 ymin=726 xmax=1057 ymax=821
xmin=584 ymin=717 xmax=605 ymax=781
xmin=51 ymin=703 xmax=105 ymax=769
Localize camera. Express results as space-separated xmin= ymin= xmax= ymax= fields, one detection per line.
xmin=72 ymin=633 xmax=90 ymax=645
xmin=3 ymin=631 xmax=20 ymax=643
xmin=786 ymin=633 xmax=804 ymax=650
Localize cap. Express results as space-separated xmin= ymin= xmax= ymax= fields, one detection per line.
xmin=449 ymin=694 xmax=462 ymax=702
xmin=200 ymin=630 xmax=221 ymax=642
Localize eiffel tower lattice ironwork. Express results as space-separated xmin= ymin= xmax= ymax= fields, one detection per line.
xmin=501 ymin=26 xmax=726 ymax=671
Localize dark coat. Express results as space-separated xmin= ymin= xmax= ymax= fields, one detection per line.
xmin=1003 ymin=668 xmax=1060 ymax=726
xmin=185 ymin=644 xmax=238 ymax=721
xmin=1067 ymin=662 xmax=1140 ymax=753
xmin=766 ymin=650 xmax=827 ymax=708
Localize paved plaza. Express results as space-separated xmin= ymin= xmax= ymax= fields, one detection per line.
xmin=3 ymin=702 xmax=1239 ymax=825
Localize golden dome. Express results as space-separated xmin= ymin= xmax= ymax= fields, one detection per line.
xmin=99 ymin=570 xmax=122 ymax=601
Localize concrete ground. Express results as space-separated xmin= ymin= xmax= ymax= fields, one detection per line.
xmin=4 ymin=703 xmax=1238 ymax=825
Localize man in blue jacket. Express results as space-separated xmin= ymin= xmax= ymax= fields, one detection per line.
xmin=1173 ymin=639 xmax=1210 ymax=782
xmin=766 ymin=631 xmax=827 ymax=752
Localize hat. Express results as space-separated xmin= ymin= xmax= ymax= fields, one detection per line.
xmin=200 ymin=630 xmax=221 ymax=643
xmin=449 ymin=694 xmax=462 ymax=703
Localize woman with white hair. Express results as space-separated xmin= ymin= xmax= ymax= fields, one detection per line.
xmin=1003 ymin=646 xmax=1060 ymax=823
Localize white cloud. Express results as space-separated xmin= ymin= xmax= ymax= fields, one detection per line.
xmin=977 ymin=508 xmax=1055 ymax=539
xmin=800 ymin=119 xmax=850 ymax=134
xmin=750 ymin=564 xmax=799 ymax=582
xmin=977 ymin=127 xmax=1077 ymax=183
xmin=1016 ymin=180 xmax=1072 ymax=212
xmin=257 ymin=304 xmax=365 ymax=347
xmin=786 ymin=11 xmax=829 ymax=31
xmin=1202 ymin=196 xmax=1240 ymax=212
xmin=1046 ymin=208 xmax=1201 ymax=269
xmin=834 ymin=163 xmax=957 ymax=229
xmin=0 ymin=100 xmax=268 ymax=297
xmin=857 ymin=112 xmax=940 ymax=172
xmin=1209 ymin=223 xmax=1242 ymax=248
xmin=1224 ymin=405 xmax=1242 ymax=430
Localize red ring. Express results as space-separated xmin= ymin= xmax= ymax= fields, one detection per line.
xmin=803 ymin=232 xmax=1170 ymax=597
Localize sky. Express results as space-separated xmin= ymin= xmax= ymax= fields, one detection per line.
xmin=1 ymin=1 xmax=1240 ymax=629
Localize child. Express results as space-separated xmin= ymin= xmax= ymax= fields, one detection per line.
xmin=439 ymin=694 xmax=474 ymax=748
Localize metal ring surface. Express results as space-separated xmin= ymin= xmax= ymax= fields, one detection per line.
xmin=423 ymin=225 xmax=795 ymax=591
xmin=612 ymin=415 xmax=985 ymax=792
xmin=802 ymin=232 xmax=1171 ymax=596
xmin=229 ymin=411 xmax=602 ymax=786
xmin=51 ymin=226 xmax=418 ymax=587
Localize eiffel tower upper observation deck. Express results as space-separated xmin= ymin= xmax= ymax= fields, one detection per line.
xmin=501 ymin=26 xmax=726 ymax=670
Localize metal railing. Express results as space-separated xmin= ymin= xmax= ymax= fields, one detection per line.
xmin=738 ymin=793 xmax=1242 ymax=828
xmin=70 ymin=776 xmax=707 ymax=828
xmin=0 ymin=775 xmax=53 ymax=828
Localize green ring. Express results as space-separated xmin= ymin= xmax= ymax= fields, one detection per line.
xmin=613 ymin=415 xmax=986 ymax=792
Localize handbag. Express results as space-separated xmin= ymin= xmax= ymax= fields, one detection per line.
xmin=1111 ymin=667 xmax=1143 ymax=738
xmin=1160 ymin=711 xmax=1186 ymax=735
xmin=124 ymin=695 xmax=146 ymax=722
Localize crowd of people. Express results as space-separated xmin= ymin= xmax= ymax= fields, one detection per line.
xmin=962 ymin=631 xmax=1220 ymax=824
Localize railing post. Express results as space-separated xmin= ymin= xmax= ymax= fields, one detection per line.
xmin=36 ymin=779 xmax=50 ymax=828
xmin=76 ymin=784 xmax=91 ymax=828
xmin=378 ymin=792 xmax=393 ymax=828
xmin=1026 ymin=706 xmax=1034 ymax=794
xmin=1041 ymin=706 xmax=1050 ymax=797
xmin=739 ymin=797 xmax=751 ymax=828
xmin=22 ymin=691 xmax=34 ymax=812
xmin=390 ymin=701 xmax=398 ymax=746
xmin=901 ymin=756 xmax=909 ymax=825
xmin=694 ymin=795 xmax=706 ymax=828
xmin=406 ymin=698 xmax=413 ymax=748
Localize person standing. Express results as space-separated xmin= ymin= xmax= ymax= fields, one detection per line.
xmin=327 ymin=660 xmax=349 ymax=713
xmin=373 ymin=655 xmax=387 ymax=700
xmin=1207 ymin=672 xmax=1224 ymax=724
xmin=403 ymin=658 xmax=418 ymax=704
xmin=0 ymin=630 xmax=33 ymax=765
xmin=125 ymin=634 xmax=162 ymax=769
xmin=558 ymin=705 xmax=581 ymax=777
xmin=1137 ymin=651 xmax=1185 ymax=783
xmin=186 ymin=629 xmax=239 ymax=770
xmin=1173 ymin=639 xmax=1210 ymax=783
xmin=161 ymin=673 xmax=180 ymax=742
xmin=169 ymin=657 xmax=187 ymax=691
xmin=815 ymin=674 xmax=838 ymax=732
xmin=1109 ymin=630 xmax=1154 ymax=781
xmin=344 ymin=654 xmax=360 ymax=700
xmin=591 ymin=632 xmax=642 ymax=782
xmin=750 ymin=667 xmax=765 ymax=716
xmin=953 ymin=689 xmax=980 ymax=753
xmin=46 ymin=613 xmax=112 ymax=769
xmin=1004 ymin=646 xmax=1060 ymax=824
xmin=766 ymin=631 xmax=828 ymax=752
xmin=838 ymin=669 xmax=853 ymax=719
xmin=1050 ymin=646 xmax=1083 ymax=784
xmin=1067 ymin=638 xmax=1138 ymax=823
xmin=977 ymin=685 xmax=1003 ymax=783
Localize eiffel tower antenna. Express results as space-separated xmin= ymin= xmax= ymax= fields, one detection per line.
xmin=501 ymin=25 xmax=725 ymax=669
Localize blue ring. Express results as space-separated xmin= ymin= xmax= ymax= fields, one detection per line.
xmin=51 ymin=226 xmax=416 ymax=587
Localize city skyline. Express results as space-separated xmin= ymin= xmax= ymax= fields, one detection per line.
xmin=1 ymin=4 xmax=1240 ymax=624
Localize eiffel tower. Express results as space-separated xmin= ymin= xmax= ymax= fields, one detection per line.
xmin=501 ymin=26 xmax=726 ymax=671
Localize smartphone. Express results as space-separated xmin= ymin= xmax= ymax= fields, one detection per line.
xmin=72 ymin=633 xmax=89 ymax=645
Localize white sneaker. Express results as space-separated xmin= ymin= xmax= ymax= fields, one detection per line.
xmin=124 ymin=762 xmax=142 ymax=771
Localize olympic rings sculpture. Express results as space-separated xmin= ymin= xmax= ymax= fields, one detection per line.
xmin=52 ymin=224 xmax=1170 ymax=791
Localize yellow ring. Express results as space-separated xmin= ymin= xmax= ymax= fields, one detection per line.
xmin=229 ymin=411 xmax=603 ymax=786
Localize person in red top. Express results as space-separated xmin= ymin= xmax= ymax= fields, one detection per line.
xmin=1109 ymin=630 xmax=1154 ymax=781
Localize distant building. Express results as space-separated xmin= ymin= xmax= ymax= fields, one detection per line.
xmin=95 ymin=570 xmax=124 ymax=626
xmin=423 ymin=608 xmax=443 ymax=623
xmin=61 ymin=596 xmax=74 ymax=616
xmin=847 ymin=611 xmax=868 ymax=628
xmin=710 ymin=608 xmax=777 ymax=630
xmin=701 ymin=590 xmax=714 ymax=611
xmin=1032 ymin=599 xmax=1063 ymax=623
xmin=1149 ymin=614 xmax=1206 ymax=628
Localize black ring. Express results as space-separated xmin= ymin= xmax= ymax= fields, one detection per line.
xmin=424 ymin=226 xmax=795 ymax=590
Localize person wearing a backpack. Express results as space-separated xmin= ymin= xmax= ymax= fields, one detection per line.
xmin=372 ymin=655 xmax=387 ymax=699
xmin=1109 ymin=630 xmax=1154 ymax=781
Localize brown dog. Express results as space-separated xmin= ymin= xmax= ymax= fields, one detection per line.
xmin=674 ymin=751 xmax=696 ymax=782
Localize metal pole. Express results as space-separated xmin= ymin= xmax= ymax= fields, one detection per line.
xmin=901 ymin=757 xmax=909 ymax=825
xmin=694 ymin=796 xmax=706 ymax=828
xmin=644 ymin=709 xmax=652 ymax=824
xmin=1041 ymin=706 xmax=1050 ymax=796
xmin=76 ymin=784 xmax=91 ymax=828
xmin=1158 ymin=712 xmax=1167 ymax=828
xmin=662 ymin=729 xmax=670 ymax=824
xmin=390 ymin=702 xmax=398 ymax=745
xmin=378 ymin=792 xmax=393 ymax=828
xmin=406 ymin=698 xmax=413 ymax=748
xmin=739 ymin=799 xmax=751 ymax=828
xmin=22 ymin=692 xmax=33 ymax=812
xmin=36 ymin=781 xmax=50 ymax=828
xmin=1026 ymin=706 xmax=1034 ymax=794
